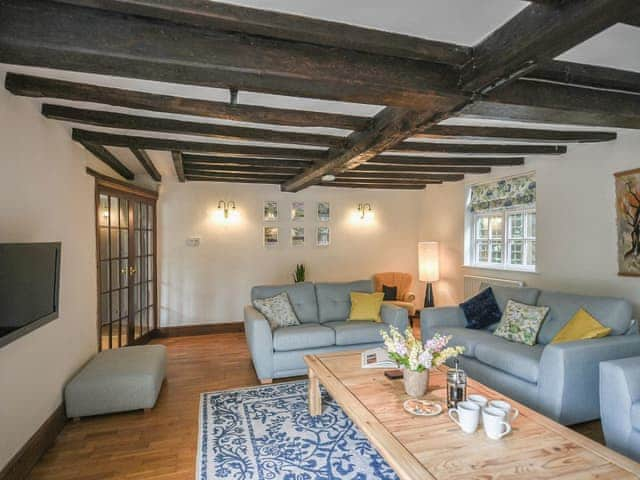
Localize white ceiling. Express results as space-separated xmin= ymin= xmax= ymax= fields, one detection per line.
xmin=2 ymin=1 xmax=639 ymax=182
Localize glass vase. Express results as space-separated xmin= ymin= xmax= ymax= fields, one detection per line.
xmin=403 ymin=369 xmax=429 ymax=398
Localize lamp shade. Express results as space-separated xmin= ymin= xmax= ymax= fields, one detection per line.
xmin=418 ymin=241 xmax=440 ymax=283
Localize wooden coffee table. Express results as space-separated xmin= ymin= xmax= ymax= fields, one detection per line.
xmin=305 ymin=351 xmax=640 ymax=480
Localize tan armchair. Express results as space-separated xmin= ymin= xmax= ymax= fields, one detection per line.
xmin=373 ymin=272 xmax=417 ymax=316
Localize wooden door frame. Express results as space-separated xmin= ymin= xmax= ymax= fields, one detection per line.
xmin=89 ymin=168 xmax=159 ymax=350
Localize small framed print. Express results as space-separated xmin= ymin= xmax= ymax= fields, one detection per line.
xmin=263 ymin=201 xmax=278 ymax=221
xmin=291 ymin=227 xmax=305 ymax=246
xmin=291 ymin=201 xmax=305 ymax=221
xmin=263 ymin=226 xmax=279 ymax=247
xmin=317 ymin=226 xmax=330 ymax=247
xmin=317 ymin=201 xmax=330 ymax=222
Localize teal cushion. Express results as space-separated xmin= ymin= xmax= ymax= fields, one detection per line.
xmin=325 ymin=321 xmax=389 ymax=346
xmin=537 ymin=291 xmax=632 ymax=344
xmin=474 ymin=340 xmax=544 ymax=384
xmin=252 ymin=282 xmax=318 ymax=323
xmin=272 ymin=324 xmax=334 ymax=352
xmin=315 ymin=280 xmax=373 ymax=323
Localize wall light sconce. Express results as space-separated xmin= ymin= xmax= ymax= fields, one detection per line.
xmin=357 ymin=203 xmax=373 ymax=221
xmin=217 ymin=200 xmax=239 ymax=222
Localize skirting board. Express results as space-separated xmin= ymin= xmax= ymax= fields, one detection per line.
xmin=0 ymin=404 xmax=66 ymax=480
xmin=153 ymin=322 xmax=244 ymax=338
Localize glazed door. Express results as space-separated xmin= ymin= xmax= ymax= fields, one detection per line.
xmin=97 ymin=189 xmax=157 ymax=350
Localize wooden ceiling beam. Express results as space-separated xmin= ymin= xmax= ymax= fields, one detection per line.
xmin=323 ymin=183 xmax=427 ymax=190
xmin=355 ymin=164 xmax=491 ymax=174
xmin=53 ymin=0 xmax=471 ymax=65
xmin=415 ymin=125 xmax=616 ymax=143
xmin=130 ymin=148 xmax=161 ymax=182
xmin=6 ymin=74 xmax=369 ymax=131
xmin=393 ymin=142 xmax=566 ymax=155
xmin=0 ymin=0 xmax=460 ymax=109
xmin=72 ymin=130 xmax=328 ymax=160
xmin=526 ymin=60 xmax=640 ymax=95
xmin=182 ymin=155 xmax=311 ymax=169
xmin=183 ymin=165 xmax=300 ymax=175
xmin=459 ymin=0 xmax=636 ymax=94
xmin=182 ymin=172 xmax=289 ymax=182
xmin=78 ymin=142 xmax=134 ymax=180
xmin=42 ymin=104 xmax=347 ymax=148
xmin=185 ymin=175 xmax=284 ymax=184
xmin=370 ymin=156 xmax=525 ymax=166
xmin=337 ymin=172 xmax=464 ymax=182
xmin=171 ymin=151 xmax=185 ymax=183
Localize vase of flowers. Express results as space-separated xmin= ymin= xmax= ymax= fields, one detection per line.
xmin=380 ymin=326 xmax=464 ymax=398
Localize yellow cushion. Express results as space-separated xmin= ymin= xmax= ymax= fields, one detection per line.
xmin=551 ymin=308 xmax=612 ymax=344
xmin=348 ymin=292 xmax=385 ymax=322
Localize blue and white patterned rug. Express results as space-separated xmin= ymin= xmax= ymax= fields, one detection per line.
xmin=197 ymin=380 xmax=398 ymax=480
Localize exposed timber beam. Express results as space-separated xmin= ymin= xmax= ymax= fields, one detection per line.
xmin=53 ymin=0 xmax=471 ymax=65
xmin=370 ymin=156 xmax=525 ymax=166
xmin=355 ymin=164 xmax=491 ymax=174
xmin=42 ymin=104 xmax=346 ymax=148
xmin=78 ymin=142 xmax=134 ymax=180
xmin=322 ymin=183 xmax=427 ymax=190
xmin=526 ymin=61 xmax=640 ymax=95
xmin=459 ymin=0 xmax=635 ymax=94
xmin=72 ymin=130 xmax=329 ymax=160
xmin=171 ymin=151 xmax=185 ymax=183
xmin=337 ymin=172 xmax=464 ymax=182
xmin=185 ymin=175 xmax=283 ymax=184
xmin=415 ymin=125 xmax=616 ymax=143
xmin=393 ymin=142 xmax=566 ymax=155
xmin=0 ymin=0 xmax=461 ymax=109
xmin=182 ymin=155 xmax=311 ymax=169
xmin=183 ymin=165 xmax=299 ymax=175
xmin=182 ymin=172 xmax=288 ymax=182
xmin=324 ymin=177 xmax=440 ymax=185
xmin=131 ymin=148 xmax=161 ymax=182
xmin=6 ymin=74 xmax=369 ymax=130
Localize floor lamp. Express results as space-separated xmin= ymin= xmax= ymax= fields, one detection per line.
xmin=418 ymin=241 xmax=440 ymax=308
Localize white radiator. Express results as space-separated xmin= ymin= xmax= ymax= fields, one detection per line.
xmin=463 ymin=275 xmax=525 ymax=299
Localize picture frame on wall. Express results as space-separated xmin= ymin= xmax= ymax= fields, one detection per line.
xmin=263 ymin=201 xmax=278 ymax=221
xmin=291 ymin=201 xmax=305 ymax=221
xmin=615 ymin=168 xmax=640 ymax=276
xmin=291 ymin=227 xmax=305 ymax=246
xmin=263 ymin=226 xmax=279 ymax=247
xmin=317 ymin=201 xmax=330 ymax=222
xmin=317 ymin=226 xmax=330 ymax=247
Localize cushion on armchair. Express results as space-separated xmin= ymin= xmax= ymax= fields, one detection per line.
xmin=382 ymin=284 xmax=398 ymax=301
xmin=460 ymin=287 xmax=502 ymax=330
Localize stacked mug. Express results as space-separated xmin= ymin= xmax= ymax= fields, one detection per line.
xmin=448 ymin=394 xmax=519 ymax=440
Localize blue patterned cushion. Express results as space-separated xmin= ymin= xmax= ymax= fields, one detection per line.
xmin=460 ymin=287 xmax=502 ymax=330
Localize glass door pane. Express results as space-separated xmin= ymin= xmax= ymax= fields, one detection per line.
xmin=131 ymin=201 xmax=155 ymax=341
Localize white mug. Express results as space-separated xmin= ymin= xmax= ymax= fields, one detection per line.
xmin=489 ymin=400 xmax=519 ymax=425
xmin=448 ymin=401 xmax=480 ymax=434
xmin=468 ymin=394 xmax=488 ymax=424
xmin=483 ymin=406 xmax=512 ymax=440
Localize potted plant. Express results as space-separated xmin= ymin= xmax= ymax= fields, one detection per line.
xmin=292 ymin=263 xmax=305 ymax=283
xmin=380 ymin=326 xmax=464 ymax=397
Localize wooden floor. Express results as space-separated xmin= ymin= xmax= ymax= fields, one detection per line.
xmin=28 ymin=332 xmax=604 ymax=479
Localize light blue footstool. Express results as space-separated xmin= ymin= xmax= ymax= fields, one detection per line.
xmin=65 ymin=345 xmax=167 ymax=419
xmin=600 ymin=357 xmax=640 ymax=461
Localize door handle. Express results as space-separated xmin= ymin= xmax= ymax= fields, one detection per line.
xmin=129 ymin=266 xmax=137 ymax=276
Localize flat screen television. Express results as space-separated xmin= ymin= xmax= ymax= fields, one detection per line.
xmin=0 ymin=242 xmax=61 ymax=348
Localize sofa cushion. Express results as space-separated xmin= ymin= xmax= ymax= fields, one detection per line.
xmin=252 ymin=292 xmax=300 ymax=330
xmin=315 ymin=280 xmax=374 ymax=323
xmin=493 ymin=300 xmax=549 ymax=346
xmin=474 ymin=340 xmax=544 ymax=384
xmin=537 ymin=291 xmax=632 ymax=344
xmin=460 ymin=287 xmax=502 ymax=329
xmin=481 ymin=284 xmax=541 ymax=313
xmin=425 ymin=326 xmax=504 ymax=358
xmin=252 ymin=282 xmax=318 ymax=323
xmin=325 ymin=321 xmax=389 ymax=346
xmin=272 ymin=324 xmax=335 ymax=352
xmin=631 ymin=402 xmax=640 ymax=431
xmin=348 ymin=292 xmax=384 ymax=322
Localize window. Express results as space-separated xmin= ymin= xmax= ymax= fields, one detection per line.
xmin=466 ymin=174 xmax=536 ymax=271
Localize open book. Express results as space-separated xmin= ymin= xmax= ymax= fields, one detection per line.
xmin=361 ymin=347 xmax=397 ymax=369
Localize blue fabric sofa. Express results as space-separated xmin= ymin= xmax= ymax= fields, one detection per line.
xmin=600 ymin=357 xmax=640 ymax=461
xmin=420 ymin=285 xmax=640 ymax=425
xmin=244 ymin=280 xmax=409 ymax=383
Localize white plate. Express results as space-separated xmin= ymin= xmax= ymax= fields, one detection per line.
xmin=403 ymin=399 xmax=443 ymax=417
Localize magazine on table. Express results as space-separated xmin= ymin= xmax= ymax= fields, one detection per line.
xmin=361 ymin=347 xmax=396 ymax=369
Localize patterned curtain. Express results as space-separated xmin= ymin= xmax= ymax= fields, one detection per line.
xmin=469 ymin=174 xmax=536 ymax=212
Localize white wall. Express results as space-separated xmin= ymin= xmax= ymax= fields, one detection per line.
xmin=420 ymin=128 xmax=640 ymax=314
xmin=159 ymin=180 xmax=423 ymax=326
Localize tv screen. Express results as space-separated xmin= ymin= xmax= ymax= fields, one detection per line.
xmin=0 ymin=242 xmax=61 ymax=348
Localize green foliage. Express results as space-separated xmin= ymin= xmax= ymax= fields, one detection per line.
xmin=293 ymin=263 xmax=306 ymax=283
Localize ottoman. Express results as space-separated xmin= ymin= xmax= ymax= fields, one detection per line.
xmin=65 ymin=344 xmax=167 ymax=419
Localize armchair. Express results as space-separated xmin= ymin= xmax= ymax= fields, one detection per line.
xmin=373 ymin=272 xmax=416 ymax=316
